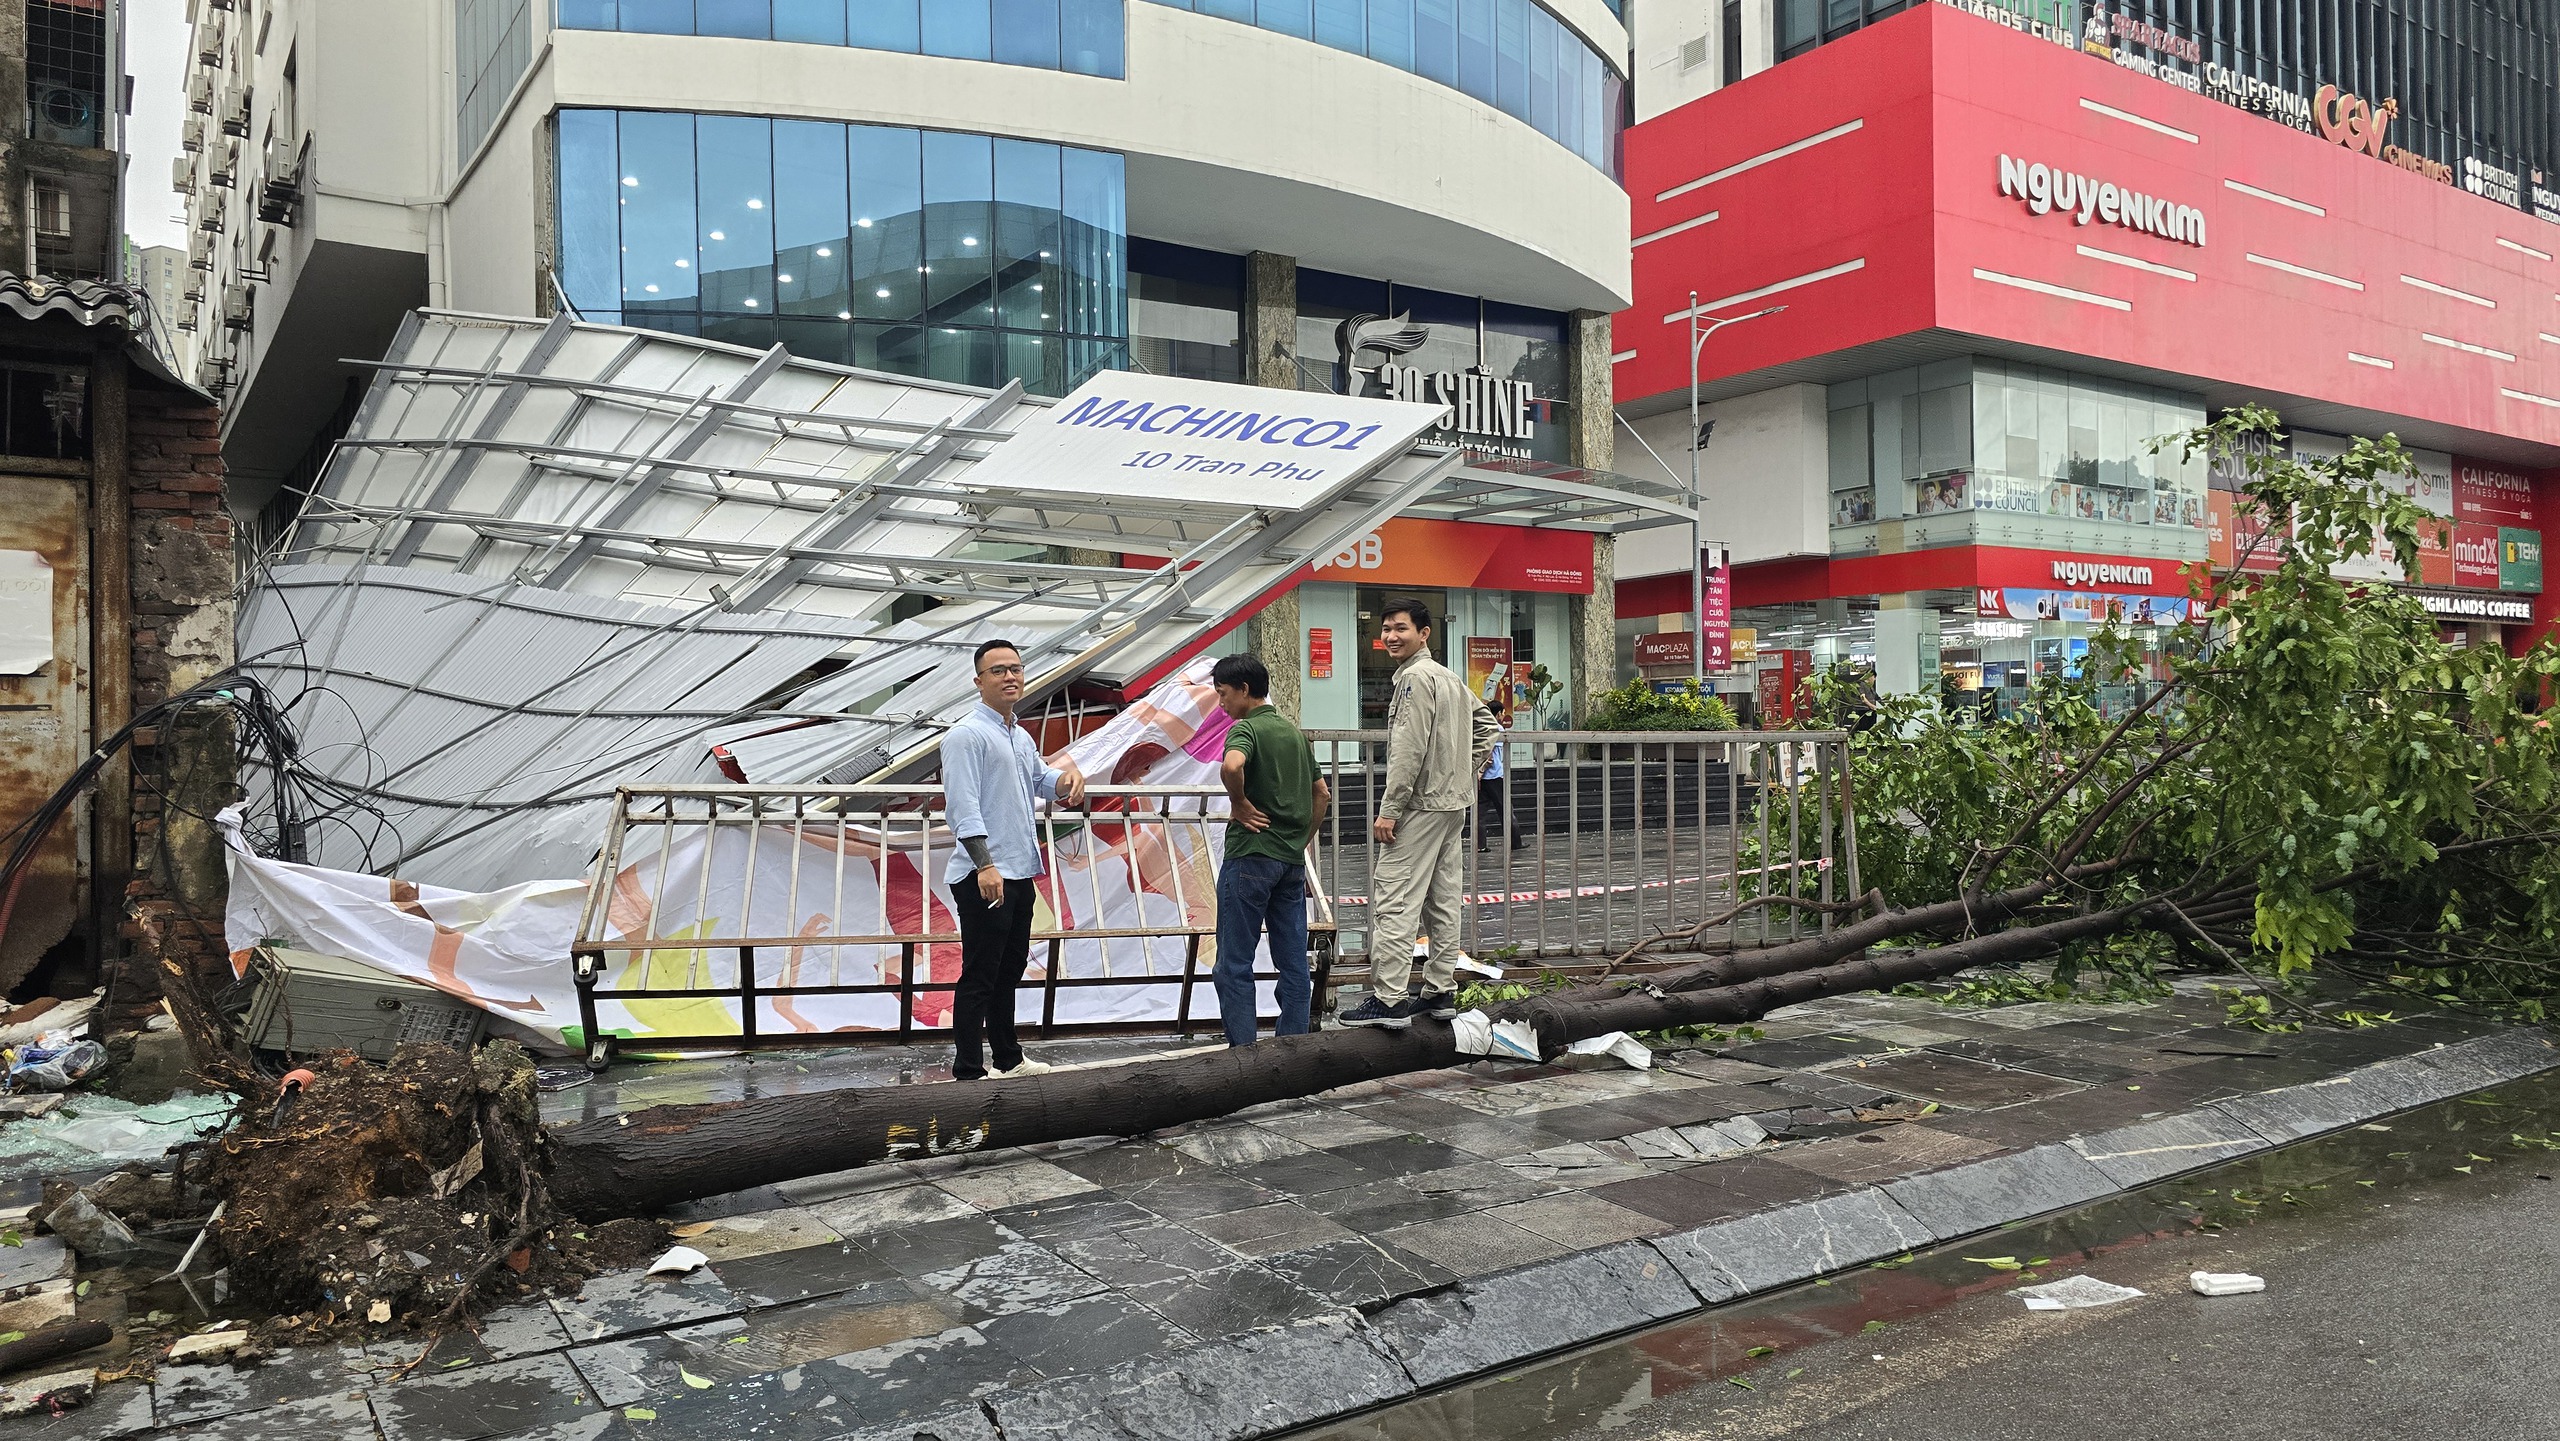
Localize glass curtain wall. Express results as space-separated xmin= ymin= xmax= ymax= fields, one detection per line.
xmin=1827 ymin=358 xmax=2206 ymax=555
xmin=1138 ymin=0 xmax=1625 ymax=175
xmin=557 ymin=109 xmax=1128 ymax=394
xmin=557 ymin=0 xmax=1127 ymax=78
xmin=1128 ymin=238 xmax=1245 ymax=382
xmin=457 ymin=0 xmax=535 ymax=153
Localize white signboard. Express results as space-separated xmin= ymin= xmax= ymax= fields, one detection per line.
xmin=0 ymin=549 xmax=52 ymax=675
xmin=966 ymin=371 xmax=1447 ymax=511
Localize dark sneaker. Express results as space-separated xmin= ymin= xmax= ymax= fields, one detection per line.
xmin=1338 ymin=994 xmax=1412 ymax=1030
xmin=1411 ymin=988 xmax=1460 ymax=1020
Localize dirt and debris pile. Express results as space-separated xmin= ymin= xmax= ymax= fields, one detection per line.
xmin=197 ymin=1040 xmax=661 ymax=1327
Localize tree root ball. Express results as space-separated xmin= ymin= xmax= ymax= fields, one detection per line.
xmin=200 ymin=1041 xmax=662 ymax=1327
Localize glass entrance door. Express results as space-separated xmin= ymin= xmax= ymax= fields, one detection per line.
xmin=1355 ymin=586 xmax=1450 ymax=729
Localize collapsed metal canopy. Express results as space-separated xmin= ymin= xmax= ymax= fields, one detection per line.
xmin=240 ymin=310 xmax=1692 ymax=891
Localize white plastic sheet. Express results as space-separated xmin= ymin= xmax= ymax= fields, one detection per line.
xmin=2017 ymin=1275 xmax=2145 ymax=1310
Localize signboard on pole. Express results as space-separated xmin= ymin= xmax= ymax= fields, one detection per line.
xmin=966 ymin=371 xmax=1445 ymax=511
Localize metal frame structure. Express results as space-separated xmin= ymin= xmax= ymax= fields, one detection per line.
xmin=238 ymin=310 xmax=1701 ymax=892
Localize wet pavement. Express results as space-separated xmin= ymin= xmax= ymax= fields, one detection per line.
xmin=1316 ymin=1072 xmax=2560 ymax=1441
xmin=4 ymin=978 xmax=2552 ymax=1441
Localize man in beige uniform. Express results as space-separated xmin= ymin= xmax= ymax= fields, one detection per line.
xmin=1341 ymin=598 xmax=1501 ymax=1029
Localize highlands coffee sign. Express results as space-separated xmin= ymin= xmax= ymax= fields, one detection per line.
xmin=1335 ymin=314 xmax=1545 ymax=461
xmin=1999 ymin=155 xmax=2207 ymax=246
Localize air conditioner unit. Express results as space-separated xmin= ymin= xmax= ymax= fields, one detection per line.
xmin=258 ymin=134 xmax=307 ymax=223
xmin=263 ymin=135 xmax=303 ymax=185
xmin=196 ymin=196 xmax=227 ymax=233
xmin=188 ymin=70 xmax=214 ymax=114
xmin=182 ymin=111 xmax=207 ymax=153
xmin=208 ymin=142 xmax=238 ymax=188
xmin=220 ymin=84 xmax=251 ymax=138
xmin=195 ymin=19 xmax=226 ymax=68
xmin=172 ymin=155 xmax=197 ymax=195
xmin=31 ymin=87 xmax=102 ymax=147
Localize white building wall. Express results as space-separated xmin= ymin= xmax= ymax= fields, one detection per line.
xmin=1613 ymin=383 xmax=1831 ymax=575
xmin=1631 ymin=0 xmax=1773 ymax=124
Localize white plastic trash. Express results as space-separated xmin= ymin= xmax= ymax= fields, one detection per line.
xmin=2190 ymin=1271 xmax=2266 ymax=1296
xmin=1449 ymin=1010 xmax=1541 ymax=1062
xmin=1564 ymin=1032 xmax=1656 ymax=1071
xmin=646 ymin=1246 xmax=708 ymax=1277
xmin=2016 ymin=1275 xmax=2145 ymax=1310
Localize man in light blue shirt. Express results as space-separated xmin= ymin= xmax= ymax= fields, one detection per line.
xmin=943 ymin=638 xmax=1084 ymax=1081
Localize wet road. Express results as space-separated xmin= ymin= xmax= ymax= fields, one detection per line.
xmin=1310 ymin=1077 xmax=2560 ymax=1441
xmin=1595 ymin=1158 xmax=2560 ymax=1441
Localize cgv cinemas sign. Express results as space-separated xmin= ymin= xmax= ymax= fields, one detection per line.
xmin=1336 ymin=314 xmax=1543 ymax=460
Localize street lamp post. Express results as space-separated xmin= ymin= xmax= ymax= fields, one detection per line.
xmin=1686 ymin=295 xmax=1785 ymax=684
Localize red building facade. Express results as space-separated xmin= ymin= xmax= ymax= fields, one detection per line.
xmin=1614 ymin=3 xmax=2558 ymax=705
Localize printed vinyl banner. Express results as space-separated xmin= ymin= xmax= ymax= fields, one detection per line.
xmin=1312 ymin=516 xmax=1595 ymax=592
xmin=961 ymin=371 xmax=1444 ymax=512
xmin=1975 ymin=589 xmax=2196 ymax=625
xmin=2455 ymin=461 xmax=2538 ymax=528
xmin=225 ymin=660 xmax=1298 ymax=1050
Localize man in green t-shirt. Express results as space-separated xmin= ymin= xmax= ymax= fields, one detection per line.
xmin=1211 ymin=653 xmax=1330 ymax=1047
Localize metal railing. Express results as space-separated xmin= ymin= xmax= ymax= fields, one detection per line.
xmin=1306 ymin=729 xmax=1858 ymax=971
xmin=564 ymin=731 xmax=1860 ymax=1066
xmin=568 ymin=784 xmax=1335 ymax=1067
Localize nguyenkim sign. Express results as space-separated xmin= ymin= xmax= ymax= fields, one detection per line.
xmin=965 ymin=371 xmax=1448 ymax=511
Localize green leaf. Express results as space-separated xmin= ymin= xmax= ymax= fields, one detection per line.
xmin=1862 ymin=1320 xmax=1889 ymax=1333
xmin=74 ymin=1281 xmax=89 ymax=1297
xmin=625 ymin=1407 xmax=657 ymax=1421
xmin=0 ymin=1331 xmax=22 ymax=1346
xmin=678 ymin=1368 xmax=713 ymax=1390
xmin=1746 ymin=1346 xmax=1776 ymax=1358
xmin=1725 ymin=1376 xmax=1754 ymax=1390
xmin=1786 ymin=1368 xmax=1805 ymax=1380
xmin=0 ymin=1228 xmax=21 ymax=1247
xmin=1963 ymin=1256 xmax=2023 ymax=1271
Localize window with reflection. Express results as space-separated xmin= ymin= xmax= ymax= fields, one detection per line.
xmin=557 ymin=109 xmax=1128 ymax=395
xmin=556 ymin=0 xmax=1125 ymax=79
xmin=1138 ymin=0 xmax=1622 ymax=175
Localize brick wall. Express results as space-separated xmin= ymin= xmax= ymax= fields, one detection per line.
xmin=117 ymin=382 xmax=237 ymax=1025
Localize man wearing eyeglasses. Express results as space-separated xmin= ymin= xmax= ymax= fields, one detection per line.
xmin=943 ymin=638 xmax=1085 ymax=1081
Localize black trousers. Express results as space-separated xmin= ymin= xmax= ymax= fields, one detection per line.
xmin=950 ymin=876 xmax=1035 ymax=1079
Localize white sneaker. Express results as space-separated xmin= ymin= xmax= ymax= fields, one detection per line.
xmin=994 ymin=1057 xmax=1054 ymax=1077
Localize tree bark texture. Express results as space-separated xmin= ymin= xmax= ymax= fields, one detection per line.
xmin=0 ymin=1320 xmax=111 ymax=1379
xmin=547 ymin=904 xmax=2147 ymax=1219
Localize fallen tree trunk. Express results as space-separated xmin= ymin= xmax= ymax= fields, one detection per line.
xmin=546 ymin=903 xmax=2150 ymax=1218
xmin=0 ymin=1321 xmax=111 ymax=1379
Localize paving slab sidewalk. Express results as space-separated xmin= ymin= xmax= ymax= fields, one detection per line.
xmin=13 ymin=984 xmax=2553 ymax=1441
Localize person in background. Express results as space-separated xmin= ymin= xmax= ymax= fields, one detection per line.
xmin=943 ymin=638 xmax=1084 ymax=1081
xmin=1342 ymin=599 xmax=1500 ymax=1029
xmin=1210 ymin=654 xmax=1329 ymax=1047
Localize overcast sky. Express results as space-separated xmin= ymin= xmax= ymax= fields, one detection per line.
xmin=126 ymin=0 xmax=189 ymax=252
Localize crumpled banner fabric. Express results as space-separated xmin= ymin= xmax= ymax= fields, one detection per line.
xmin=222 ymin=661 xmax=1280 ymax=1048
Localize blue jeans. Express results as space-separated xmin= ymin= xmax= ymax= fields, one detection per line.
xmin=1214 ymin=855 xmax=1310 ymax=1047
